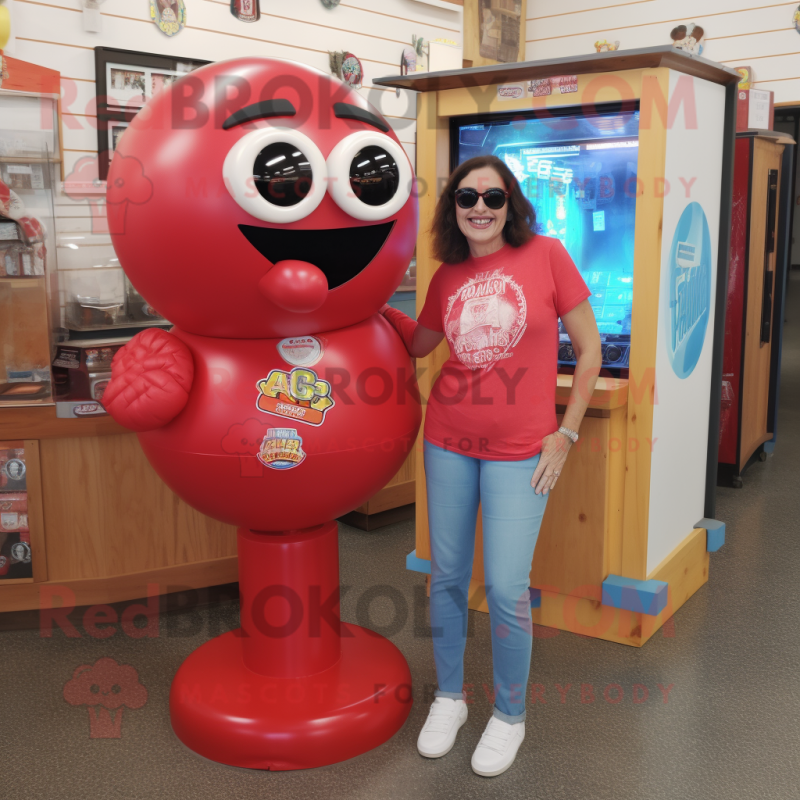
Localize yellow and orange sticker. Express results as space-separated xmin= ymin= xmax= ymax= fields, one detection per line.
xmin=255 ymin=367 xmax=334 ymax=427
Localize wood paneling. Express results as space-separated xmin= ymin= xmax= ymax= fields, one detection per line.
xmin=532 ymin=589 xmax=645 ymax=646
xmin=526 ymin=526 xmax=709 ymax=647
xmin=528 ymin=415 xmax=612 ymax=596
xmin=604 ymin=406 xmax=627 ymax=579
xmin=556 ymin=374 xmax=628 ymax=409
xmin=414 ymin=88 xmax=451 ymax=563
xmin=0 ymin=406 xmax=128 ymax=440
xmin=39 ymin=433 xmax=237 ymax=583
xmin=739 ymin=137 xmax=783 ymax=469
xmin=619 ymin=68 xmax=669 ymax=582
xmin=641 ymin=526 xmax=709 ymax=643
xmin=0 ymin=555 xmax=239 ymax=613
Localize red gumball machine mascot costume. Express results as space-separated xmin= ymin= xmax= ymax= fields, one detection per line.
xmin=102 ymin=58 xmax=421 ymax=770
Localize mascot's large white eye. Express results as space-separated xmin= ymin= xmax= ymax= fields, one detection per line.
xmin=223 ymin=127 xmax=328 ymax=223
xmin=326 ymin=131 xmax=412 ymax=221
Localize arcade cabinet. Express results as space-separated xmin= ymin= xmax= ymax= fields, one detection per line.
xmin=377 ymin=47 xmax=740 ymax=646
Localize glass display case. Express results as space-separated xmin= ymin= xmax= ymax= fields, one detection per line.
xmin=0 ymin=89 xmax=61 ymax=407
xmin=452 ymin=107 xmax=640 ymax=370
xmin=58 ymin=242 xmax=168 ymax=332
xmin=0 ymin=441 xmax=33 ymax=581
xmin=63 ymin=265 xmax=127 ymax=330
xmin=126 ymin=274 xmax=166 ymax=323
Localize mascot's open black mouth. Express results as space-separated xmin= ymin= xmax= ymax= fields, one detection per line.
xmin=239 ymin=221 xmax=395 ymax=290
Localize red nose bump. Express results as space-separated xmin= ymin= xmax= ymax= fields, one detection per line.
xmin=258 ymin=260 xmax=329 ymax=314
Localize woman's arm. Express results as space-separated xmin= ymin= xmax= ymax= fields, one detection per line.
xmin=560 ymin=299 xmax=602 ymax=433
xmin=530 ymin=299 xmax=602 ymax=495
xmin=380 ymin=304 xmax=444 ymax=359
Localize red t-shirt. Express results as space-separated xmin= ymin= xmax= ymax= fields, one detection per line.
xmin=417 ymin=235 xmax=590 ymax=460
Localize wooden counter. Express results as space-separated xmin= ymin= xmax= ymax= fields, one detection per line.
xmin=0 ymin=406 xmax=238 ymax=613
xmin=0 ymin=405 xmax=413 ymax=612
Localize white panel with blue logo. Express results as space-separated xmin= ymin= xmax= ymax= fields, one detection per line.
xmin=666 ymin=202 xmax=712 ymax=379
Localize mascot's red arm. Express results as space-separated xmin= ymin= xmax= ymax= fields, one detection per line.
xmin=103 ymin=328 xmax=194 ymax=432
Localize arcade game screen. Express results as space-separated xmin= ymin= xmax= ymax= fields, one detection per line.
xmin=453 ymin=107 xmax=640 ymax=370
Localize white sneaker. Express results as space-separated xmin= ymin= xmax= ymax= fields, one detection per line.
xmin=416 ymin=696 xmax=468 ymax=758
xmin=471 ymin=716 xmax=525 ymax=777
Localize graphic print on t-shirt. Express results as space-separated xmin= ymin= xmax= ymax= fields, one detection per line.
xmin=443 ymin=268 xmax=527 ymax=370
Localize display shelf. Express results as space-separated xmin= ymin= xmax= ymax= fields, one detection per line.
xmin=66 ymin=319 xmax=171 ymax=333
xmin=0 ymin=157 xmax=61 ymax=164
xmin=556 ymin=374 xmax=629 ymax=410
xmin=0 ymin=275 xmax=46 ymax=284
xmin=0 ymin=405 xmax=127 ymax=441
xmin=0 ymin=396 xmax=54 ymax=409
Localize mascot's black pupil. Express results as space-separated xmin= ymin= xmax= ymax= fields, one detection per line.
xmin=349 ymin=146 xmax=399 ymax=206
xmin=253 ymin=143 xmax=313 ymax=207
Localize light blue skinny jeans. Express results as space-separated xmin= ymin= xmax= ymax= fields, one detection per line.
xmin=423 ymin=439 xmax=548 ymax=723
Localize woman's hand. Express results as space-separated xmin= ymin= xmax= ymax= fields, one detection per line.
xmin=530 ymin=431 xmax=572 ymax=495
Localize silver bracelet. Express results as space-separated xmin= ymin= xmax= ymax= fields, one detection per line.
xmin=558 ymin=426 xmax=579 ymax=444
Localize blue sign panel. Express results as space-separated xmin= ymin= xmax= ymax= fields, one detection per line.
xmin=666 ymin=202 xmax=712 ymax=379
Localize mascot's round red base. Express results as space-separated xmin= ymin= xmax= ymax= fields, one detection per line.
xmin=169 ymin=521 xmax=413 ymax=770
xmin=169 ymin=624 xmax=412 ymax=771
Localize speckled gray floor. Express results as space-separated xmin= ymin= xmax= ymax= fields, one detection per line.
xmin=1 ymin=275 xmax=799 ymax=799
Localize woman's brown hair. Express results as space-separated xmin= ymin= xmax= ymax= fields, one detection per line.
xmin=430 ymin=155 xmax=536 ymax=264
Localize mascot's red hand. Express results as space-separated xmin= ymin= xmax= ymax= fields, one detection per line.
xmin=103 ymin=328 xmax=194 ymax=432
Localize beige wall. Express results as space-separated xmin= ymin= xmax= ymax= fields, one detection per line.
xmin=526 ymin=0 xmax=800 ymax=105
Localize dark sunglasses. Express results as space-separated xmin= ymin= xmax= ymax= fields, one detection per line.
xmin=454 ymin=187 xmax=510 ymax=210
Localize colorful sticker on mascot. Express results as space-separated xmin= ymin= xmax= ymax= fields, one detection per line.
xmin=257 ymin=428 xmax=306 ymax=470
xmin=150 ymin=0 xmax=186 ymax=36
xmin=256 ymin=367 xmax=335 ymax=426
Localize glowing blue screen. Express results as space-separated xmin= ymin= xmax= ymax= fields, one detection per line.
xmin=455 ymin=110 xmax=639 ymax=338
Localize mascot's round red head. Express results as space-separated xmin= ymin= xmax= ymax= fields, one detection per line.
xmin=108 ymin=57 xmax=418 ymax=338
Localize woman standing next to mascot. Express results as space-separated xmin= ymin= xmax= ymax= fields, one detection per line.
xmin=382 ymin=155 xmax=602 ymax=777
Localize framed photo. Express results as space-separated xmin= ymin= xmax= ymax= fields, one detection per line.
xmin=109 ymin=120 xmax=130 ymax=160
xmin=94 ymin=47 xmax=210 ymax=181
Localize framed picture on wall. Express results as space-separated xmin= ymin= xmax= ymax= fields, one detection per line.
xmin=109 ymin=120 xmax=130 ymax=161
xmin=478 ymin=0 xmax=522 ymax=63
xmin=94 ymin=47 xmax=210 ymax=181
